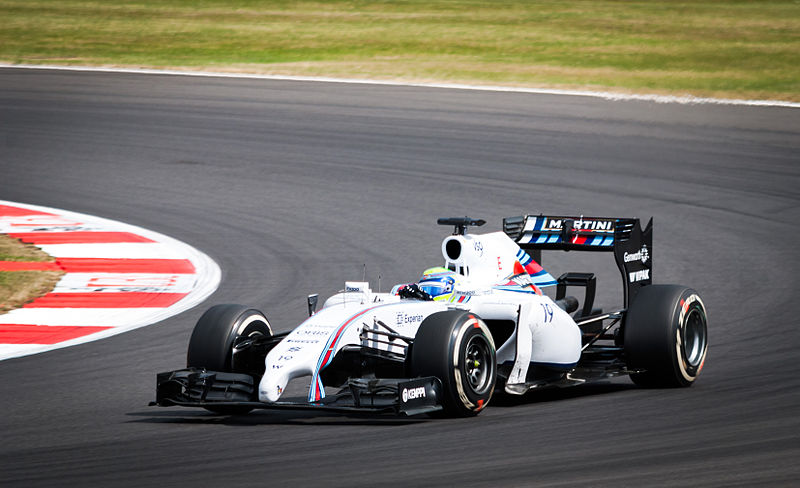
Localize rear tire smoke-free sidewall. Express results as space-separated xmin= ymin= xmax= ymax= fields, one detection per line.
xmin=624 ymin=285 xmax=708 ymax=388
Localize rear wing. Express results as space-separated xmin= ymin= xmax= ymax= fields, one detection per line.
xmin=503 ymin=215 xmax=652 ymax=308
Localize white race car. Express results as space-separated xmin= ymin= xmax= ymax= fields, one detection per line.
xmin=154 ymin=215 xmax=708 ymax=417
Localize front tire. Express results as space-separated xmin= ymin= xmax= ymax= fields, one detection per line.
xmin=410 ymin=311 xmax=496 ymax=417
xmin=187 ymin=304 xmax=273 ymax=414
xmin=624 ymin=285 xmax=708 ymax=387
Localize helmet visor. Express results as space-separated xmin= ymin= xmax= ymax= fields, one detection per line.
xmin=418 ymin=276 xmax=454 ymax=298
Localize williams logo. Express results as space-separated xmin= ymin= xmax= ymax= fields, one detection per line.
xmin=511 ymin=272 xmax=534 ymax=288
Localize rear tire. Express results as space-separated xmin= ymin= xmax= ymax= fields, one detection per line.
xmin=410 ymin=311 xmax=496 ymax=417
xmin=624 ymin=285 xmax=708 ymax=387
xmin=187 ymin=304 xmax=273 ymax=414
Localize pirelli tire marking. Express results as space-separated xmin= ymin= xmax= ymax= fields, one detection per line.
xmin=452 ymin=315 xmax=495 ymax=412
xmin=236 ymin=312 xmax=273 ymax=338
xmin=676 ymin=293 xmax=708 ymax=383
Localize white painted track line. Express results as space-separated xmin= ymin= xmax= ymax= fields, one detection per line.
xmin=2 ymin=63 xmax=797 ymax=108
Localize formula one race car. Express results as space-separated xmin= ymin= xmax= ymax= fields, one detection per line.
xmin=153 ymin=215 xmax=708 ymax=417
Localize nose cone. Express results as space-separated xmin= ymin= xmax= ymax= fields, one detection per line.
xmin=258 ymin=372 xmax=287 ymax=403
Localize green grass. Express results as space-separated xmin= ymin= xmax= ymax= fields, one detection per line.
xmin=0 ymin=270 xmax=63 ymax=313
xmin=0 ymin=235 xmax=63 ymax=314
xmin=1 ymin=0 xmax=798 ymax=100
xmin=0 ymin=234 xmax=54 ymax=262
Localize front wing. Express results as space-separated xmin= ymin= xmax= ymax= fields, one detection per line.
xmin=152 ymin=368 xmax=443 ymax=416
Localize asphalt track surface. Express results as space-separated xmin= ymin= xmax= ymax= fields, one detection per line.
xmin=1 ymin=68 xmax=798 ymax=487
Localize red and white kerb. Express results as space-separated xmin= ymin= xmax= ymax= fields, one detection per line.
xmin=0 ymin=201 xmax=220 ymax=360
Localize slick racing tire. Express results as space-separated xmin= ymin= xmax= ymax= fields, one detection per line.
xmin=187 ymin=304 xmax=273 ymax=414
xmin=410 ymin=311 xmax=496 ymax=417
xmin=624 ymin=285 xmax=708 ymax=387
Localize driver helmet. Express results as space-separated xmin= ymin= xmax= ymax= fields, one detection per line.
xmin=418 ymin=267 xmax=458 ymax=302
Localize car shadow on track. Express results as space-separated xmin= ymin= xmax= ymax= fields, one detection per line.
xmin=490 ymin=381 xmax=637 ymax=408
xmin=126 ymin=408 xmax=429 ymax=427
xmin=128 ymin=382 xmax=637 ymax=426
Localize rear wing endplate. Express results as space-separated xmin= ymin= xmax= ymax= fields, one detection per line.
xmin=503 ymin=215 xmax=653 ymax=307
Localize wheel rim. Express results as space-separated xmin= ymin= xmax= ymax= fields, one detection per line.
xmin=464 ymin=334 xmax=493 ymax=394
xmin=231 ymin=316 xmax=271 ymax=375
xmin=682 ymin=307 xmax=707 ymax=368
